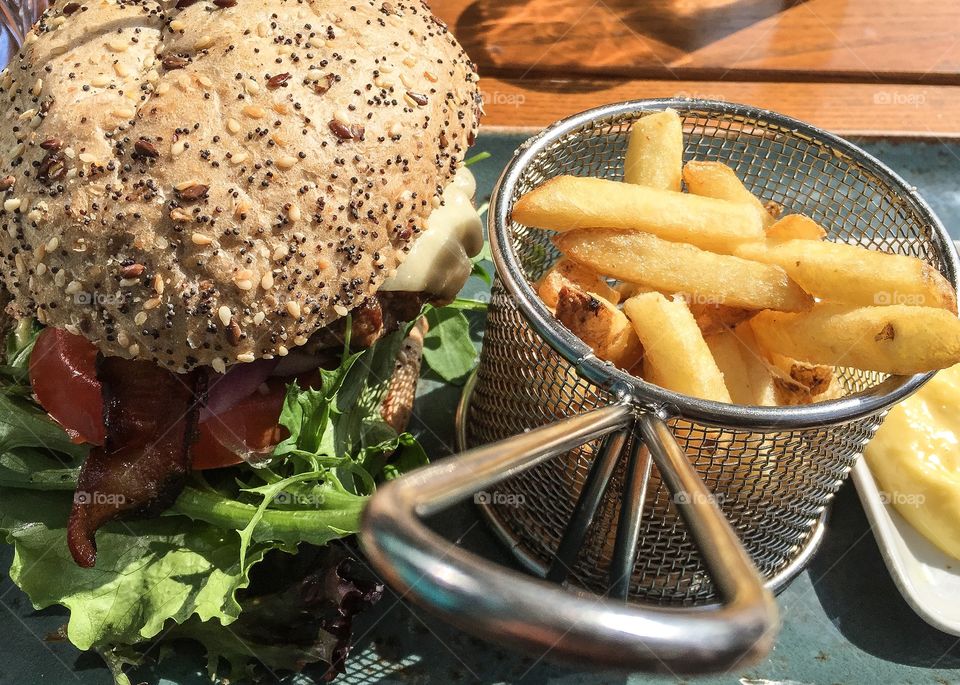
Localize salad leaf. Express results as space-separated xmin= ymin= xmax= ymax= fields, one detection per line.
xmin=382 ymin=433 xmax=429 ymax=480
xmin=422 ymin=306 xmax=479 ymax=384
xmin=273 ymin=325 xmax=411 ymax=464
xmin=449 ymin=297 xmax=489 ymax=312
xmin=470 ymin=262 xmax=492 ymax=286
xmin=0 ymin=312 xmax=442 ymax=682
xmin=0 ymin=487 xmax=274 ymax=651
xmin=172 ymin=478 xmax=366 ymax=548
xmin=163 ymin=544 xmax=383 ymax=681
xmin=272 ymin=351 xmax=363 ymax=460
xmin=0 ymin=318 xmax=40 ymax=387
xmin=0 ymin=391 xmax=87 ymax=459
xmin=0 ymin=447 xmax=80 ymax=490
xmin=470 ymin=234 xmax=494 ymax=286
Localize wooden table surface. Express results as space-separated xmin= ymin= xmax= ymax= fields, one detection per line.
xmin=432 ymin=0 xmax=960 ymax=137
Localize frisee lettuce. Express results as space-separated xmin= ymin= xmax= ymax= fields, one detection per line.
xmin=0 ymin=318 xmax=447 ymax=682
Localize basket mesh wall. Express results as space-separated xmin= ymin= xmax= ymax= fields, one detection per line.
xmin=464 ymin=105 xmax=947 ymax=605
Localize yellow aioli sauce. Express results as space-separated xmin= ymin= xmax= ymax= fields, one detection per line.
xmin=865 ymin=363 xmax=960 ymax=560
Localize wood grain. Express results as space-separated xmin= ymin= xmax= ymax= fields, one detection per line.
xmin=431 ymin=0 xmax=960 ymax=135
xmin=437 ymin=0 xmax=960 ymax=84
xmin=475 ymin=77 xmax=960 ymax=137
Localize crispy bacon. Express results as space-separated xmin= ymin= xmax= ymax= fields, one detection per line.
xmin=67 ymin=357 xmax=204 ymax=567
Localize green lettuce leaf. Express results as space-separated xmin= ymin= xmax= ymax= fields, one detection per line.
xmin=470 ymin=237 xmax=494 ymax=286
xmin=0 ymin=315 xmax=440 ymax=681
xmin=272 ymin=349 xmax=363 ymax=460
xmin=0 ymin=318 xmax=41 ymax=388
xmin=171 ymin=478 xmax=366 ymax=548
xmin=0 ymin=392 xmax=87 ymax=458
xmin=422 ymin=306 xmax=479 ymax=384
xmin=0 ymin=488 xmax=274 ymax=651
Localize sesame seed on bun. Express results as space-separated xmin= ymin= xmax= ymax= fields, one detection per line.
xmin=0 ymin=0 xmax=481 ymax=371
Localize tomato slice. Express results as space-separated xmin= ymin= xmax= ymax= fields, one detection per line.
xmin=191 ymin=379 xmax=287 ymax=470
xmin=28 ymin=328 xmax=287 ymax=470
xmin=30 ymin=328 xmax=106 ymax=446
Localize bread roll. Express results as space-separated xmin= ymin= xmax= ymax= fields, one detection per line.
xmin=0 ymin=0 xmax=481 ymax=372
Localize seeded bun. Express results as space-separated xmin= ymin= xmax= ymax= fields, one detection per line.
xmin=0 ymin=0 xmax=480 ymax=372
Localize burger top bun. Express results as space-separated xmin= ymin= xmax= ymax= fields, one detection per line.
xmin=0 ymin=0 xmax=481 ymax=372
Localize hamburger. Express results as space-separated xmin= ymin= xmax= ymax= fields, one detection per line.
xmin=0 ymin=0 xmax=482 ymax=679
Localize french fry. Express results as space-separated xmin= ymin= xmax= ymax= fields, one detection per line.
xmin=764 ymin=201 xmax=784 ymax=222
xmin=764 ymin=214 xmax=827 ymax=241
xmin=768 ymin=353 xmax=841 ymax=405
xmin=815 ymin=373 xmax=846 ymax=402
xmin=705 ymin=324 xmax=777 ymax=405
xmin=624 ymin=109 xmax=683 ymax=191
xmin=615 ymin=281 xmax=647 ymax=300
xmin=555 ymin=229 xmax=813 ymax=312
xmin=555 ymin=285 xmax=643 ymax=370
xmin=688 ymin=302 xmax=755 ymax=336
xmin=639 ymin=355 xmax=662 ymax=386
xmin=615 ymin=282 xmax=754 ymax=335
xmin=769 ymin=352 xmax=835 ymax=396
xmin=682 ymin=160 xmax=774 ymax=228
xmin=623 ymin=292 xmax=731 ymax=402
xmin=536 ymin=257 xmax=620 ymax=309
xmin=751 ymin=303 xmax=960 ymax=374
xmin=735 ymin=238 xmax=958 ymax=313
xmin=513 ymin=175 xmax=764 ymax=253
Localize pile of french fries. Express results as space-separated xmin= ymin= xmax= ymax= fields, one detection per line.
xmin=516 ymin=109 xmax=960 ymax=406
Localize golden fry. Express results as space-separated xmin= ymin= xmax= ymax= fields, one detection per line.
xmin=513 ymin=175 xmax=764 ymax=253
xmin=555 ymin=285 xmax=643 ymax=370
xmin=614 ymin=281 xmax=647 ymax=300
xmin=615 ymin=283 xmax=753 ymax=335
xmin=705 ymin=324 xmax=777 ymax=405
xmin=751 ymin=303 xmax=960 ymax=374
xmin=769 ymin=352 xmax=834 ymax=394
xmin=536 ymin=257 xmax=620 ymax=309
xmin=735 ymin=238 xmax=957 ymax=313
xmin=764 ymin=214 xmax=827 ymax=241
xmin=555 ymin=228 xmax=813 ymax=312
xmin=764 ymin=351 xmax=840 ymax=405
xmin=623 ymin=292 xmax=731 ymax=402
xmin=688 ymin=302 xmax=755 ymax=336
xmin=682 ymin=160 xmax=773 ymax=228
xmin=624 ymin=109 xmax=683 ymax=191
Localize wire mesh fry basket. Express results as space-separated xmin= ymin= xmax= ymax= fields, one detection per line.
xmin=361 ymin=100 xmax=960 ymax=674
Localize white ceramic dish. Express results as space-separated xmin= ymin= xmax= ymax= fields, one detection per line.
xmin=852 ymin=459 xmax=960 ymax=636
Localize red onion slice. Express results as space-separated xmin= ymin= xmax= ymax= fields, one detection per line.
xmin=201 ymin=358 xmax=279 ymax=421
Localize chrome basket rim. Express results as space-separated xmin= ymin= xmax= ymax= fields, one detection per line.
xmin=490 ymin=98 xmax=960 ymax=430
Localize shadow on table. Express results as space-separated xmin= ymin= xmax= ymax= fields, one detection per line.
xmin=809 ymin=483 xmax=960 ymax=669
xmin=454 ymin=0 xmax=809 ymax=89
xmin=341 ymin=594 xmax=632 ymax=685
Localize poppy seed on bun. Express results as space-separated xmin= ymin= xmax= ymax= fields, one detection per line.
xmin=0 ymin=0 xmax=481 ymax=371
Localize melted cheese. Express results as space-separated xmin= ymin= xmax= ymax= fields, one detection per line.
xmin=381 ymin=167 xmax=484 ymax=299
xmin=865 ymin=363 xmax=960 ymax=560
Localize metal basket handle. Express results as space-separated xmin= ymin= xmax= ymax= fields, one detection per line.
xmin=360 ymin=402 xmax=779 ymax=674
